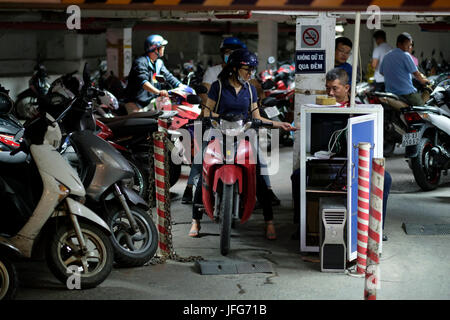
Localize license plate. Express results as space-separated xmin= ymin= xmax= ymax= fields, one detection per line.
xmin=264 ymin=106 xmax=280 ymax=119
xmin=401 ymin=132 xmax=420 ymax=147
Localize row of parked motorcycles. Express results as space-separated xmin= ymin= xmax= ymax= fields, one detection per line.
xmin=356 ymin=71 xmax=450 ymax=192
xmin=256 ymin=57 xmax=295 ymax=148
xmin=0 ymin=62 xmax=207 ymax=299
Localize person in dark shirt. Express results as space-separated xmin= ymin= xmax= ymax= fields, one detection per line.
xmin=124 ymin=34 xmax=183 ymax=114
xmin=335 ymin=37 xmax=354 ymax=86
xmin=189 ymin=48 xmax=296 ymax=240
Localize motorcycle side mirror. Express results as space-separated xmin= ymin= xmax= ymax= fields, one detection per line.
xmin=14 ymin=128 xmax=25 ymax=142
xmin=82 ymin=63 xmax=91 ymax=88
xmin=155 ymin=75 xmax=166 ymax=83
xmin=193 ymin=85 xmax=208 ymax=94
xmin=262 ymin=80 xmax=276 ymax=90
xmin=187 ymin=94 xmax=202 ymax=105
xmin=267 ymin=56 xmax=276 ymax=64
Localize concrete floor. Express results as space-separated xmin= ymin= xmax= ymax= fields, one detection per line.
xmin=12 ymin=146 xmax=450 ymax=300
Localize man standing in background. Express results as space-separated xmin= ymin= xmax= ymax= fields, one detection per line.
xmin=371 ymin=30 xmax=393 ymax=92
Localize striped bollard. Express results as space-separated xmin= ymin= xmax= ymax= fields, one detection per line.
xmin=356 ymin=142 xmax=371 ymax=274
xmin=154 ymin=118 xmax=170 ymax=258
xmin=364 ymin=158 xmax=385 ymax=300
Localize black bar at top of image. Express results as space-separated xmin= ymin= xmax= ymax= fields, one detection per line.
xmin=284 ymin=0 xmax=315 ymax=6
xmin=84 ymin=0 xmax=108 ymax=3
xmin=231 ymin=0 xmax=258 ymax=5
xmin=179 ymin=0 xmax=206 ymax=4
xmin=341 ymin=0 xmax=372 ymax=6
xmin=130 ymin=0 xmax=157 ymax=3
xmin=402 ymin=0 xmax=436 ymax=7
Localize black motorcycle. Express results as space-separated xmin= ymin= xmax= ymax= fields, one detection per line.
xmin=13 ymin=62 xmax=50 ymax=120
xmin=401 ymin=83 xmax=450 ymax=191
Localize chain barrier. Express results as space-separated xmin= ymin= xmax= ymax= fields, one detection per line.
xmin=148 ymin=118 xmax=203 ymax=265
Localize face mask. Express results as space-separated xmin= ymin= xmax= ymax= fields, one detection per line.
xmin=224 ymin=54 xmax=230 ymax=64
xmin=237 ymin=74 xmax=247 ymax=85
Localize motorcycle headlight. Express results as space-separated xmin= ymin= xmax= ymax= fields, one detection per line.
xmin=220 ymin=119 xmax=244 ymax=137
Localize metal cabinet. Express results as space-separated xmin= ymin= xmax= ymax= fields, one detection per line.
xmin=298 ymin=104 xmax=383 ymax=261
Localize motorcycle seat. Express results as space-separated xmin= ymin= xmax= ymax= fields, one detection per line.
xmin=262 ymin=97 xmax=277 ymax=107
xmin=374 ymin=91 xmax=401 ymax=100
xmin=97 ymin=110 xmax=161 ymax=124
xmin=375 ymin=91 xmax=409 ymax=111
xmin=106 ymin=118 xmax=159 ymax=138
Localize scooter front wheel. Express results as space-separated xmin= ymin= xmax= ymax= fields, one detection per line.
xmin=46 ymin=221 xmax=114 ymax=289
xmin=220 ymin=184 xmax=234 ymax=256
xmin=104 ymin=205 xmax=158 ymax=267
xmin=0 ymin=256 xmax=18 ymax=300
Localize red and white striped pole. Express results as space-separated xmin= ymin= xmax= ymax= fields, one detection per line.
xmin=364 ymin=158 xmax=385 ymax=300
xmin=356 ymin=142 xmax=371 ymax=275
xmin=154 ymin=118 xmax=170 ymax=258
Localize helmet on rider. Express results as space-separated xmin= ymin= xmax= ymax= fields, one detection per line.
xmin=221 ymin=48 xmax=258 ymax=85
xmin=144 ymin=35 xmax=168 ymax=54
xmin=220 ymin=37 xmax=246 ymax=63
xmin=227 ymin=48 xmax=258 ymax=69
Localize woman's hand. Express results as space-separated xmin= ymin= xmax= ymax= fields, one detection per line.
xmin=159 ymin=90 xmax=169 ymax=97
xmin=275 ymin=121 xmax=298 ymax=131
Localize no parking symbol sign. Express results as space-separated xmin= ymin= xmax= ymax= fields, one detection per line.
xmin=301 ymin=25 xmax=321 ymax=48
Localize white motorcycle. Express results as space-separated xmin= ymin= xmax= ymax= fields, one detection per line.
xmin=0 ymin=107 xmax=114 ymax=289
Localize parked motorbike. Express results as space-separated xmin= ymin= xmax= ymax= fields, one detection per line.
xmin=0 ymin=98 xmax=114 ymax=289
xmin=258 ymin=58 xmax=295 ymax=147
xmin=402 ymin=83 xmax=450 ymax=191
xmin=201 ymin=114 xmax=273 ymax=255
xmin=370 ymin=81 xmax=433 ymax=157
xmin=13 ymin=62 xmax=51 ymax=120
xmin=47 ymin=66 xmax=159 ymax=267
xmin=91 ymin=59 xmax=127 ymax=102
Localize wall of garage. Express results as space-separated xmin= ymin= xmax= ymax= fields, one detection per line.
xmin=0 ymin=28 xmax=264 ymax=99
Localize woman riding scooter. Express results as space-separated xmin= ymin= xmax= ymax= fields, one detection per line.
xmin=189 ymin=48 xmax=296 ymax=240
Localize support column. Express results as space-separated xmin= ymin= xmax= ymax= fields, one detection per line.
xmin=106 ymin=28 xmax=132 ymax=80
xmin=63 ymin=33 xmax=84 ymax=73
xmin=293 ymin=13 xmax=336 ymax=170
xmin=257 ymin=20 xmax=278 ymax=73
xmin=64 ymin=33 xmax=83 ymax=61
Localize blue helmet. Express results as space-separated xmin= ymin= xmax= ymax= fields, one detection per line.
xmin=227 ymin=48 xmax=258 ymax=68
xmin=220 ymin=37 xmax=247 ymax=52
xmin=144 ymin=35 xmax=168 ymax=53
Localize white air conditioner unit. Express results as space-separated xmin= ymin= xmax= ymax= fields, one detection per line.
xmin=319 ymin=197 xmax=347 ymax=272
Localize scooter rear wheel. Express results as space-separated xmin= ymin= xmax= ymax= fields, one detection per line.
xmin=220 ymin=184 xmax=234 ymax=256
xmin=0 ymin=256 xmax=18 ymax=300
xmin=46 ymin=221 xmax=114 ymax=289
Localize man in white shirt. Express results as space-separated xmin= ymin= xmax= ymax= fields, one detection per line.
xmin=371 ymin=30 xmax=393 ymax=92
xmin=200 ymin=37 xmax=247 ymax=104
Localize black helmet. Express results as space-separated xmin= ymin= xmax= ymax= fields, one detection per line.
xmin=227 ymin=48 xmax=258 ymax=68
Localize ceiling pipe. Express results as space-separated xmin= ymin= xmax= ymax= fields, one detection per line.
xmin=214 ymin=11 xmax=252 ymax=20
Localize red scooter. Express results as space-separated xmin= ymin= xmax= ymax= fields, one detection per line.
xmin=201 ymin=114 xmax=273 ymax=255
